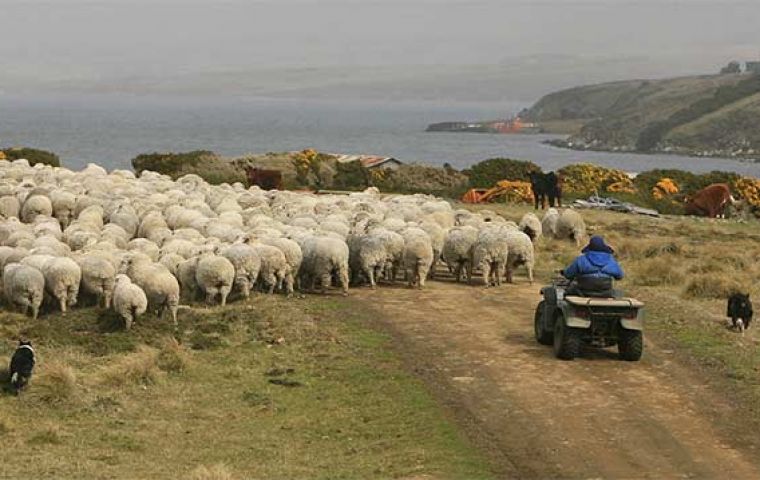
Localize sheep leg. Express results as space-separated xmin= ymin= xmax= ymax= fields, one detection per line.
xmin=481 ymin=262 xmax=491 ymax=288
xmin=58 ymin=295 xmax=68 ymax=313
xmin=339 ymin=267 xmax=349 ymax=296
xmin=284 ymin=273 xmax=294 ymax=297
xmin=219 ymin=286 xmax=231 ymax=307
xmin=495 ymin=263 xmax=505 ymax=287
xmin=418 ymin=263 xmax=428 ymax=289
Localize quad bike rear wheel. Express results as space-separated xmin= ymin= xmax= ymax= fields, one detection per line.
xmin=553 ymin=314 xmax=582 ymax=360
xmin=618 ymin=329 xmax=643 ymax=361
xmin=534 ymin=301 xmax=553 ymax=345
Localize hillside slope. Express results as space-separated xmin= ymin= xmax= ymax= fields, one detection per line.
xmin=523 ymin=73 xmax=760 ymax=156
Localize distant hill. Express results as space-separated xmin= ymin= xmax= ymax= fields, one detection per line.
xmin=522 ymin=73 xmax=760 ymax=157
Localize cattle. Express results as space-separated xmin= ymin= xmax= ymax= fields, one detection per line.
xmin=245 ymin=167 xmax=283 ymax=191
xmin=529 ymin=171 xmax=562 ymax=210
xmin=684 ymin=183 xmax=735 ymax=218
xmin=727 ymin=293 xmax=753 ymax=333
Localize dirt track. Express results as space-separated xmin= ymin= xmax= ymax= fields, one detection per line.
xmin=352 ymin=280 xmax=760 ymax=479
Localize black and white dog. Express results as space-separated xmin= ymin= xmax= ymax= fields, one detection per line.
xmin=727 ymin=293 xmax=753 ymax=333
xmin=9 ymin=341 xmax=36 ymax=394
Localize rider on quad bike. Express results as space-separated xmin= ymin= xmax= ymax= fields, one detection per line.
xmin=562 ymin=235 xmax=623 ymax=298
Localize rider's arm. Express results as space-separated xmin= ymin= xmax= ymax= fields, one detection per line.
xmin=608 ymin=259 xmax=624 ymax=280
xmin=562 ymin=256 xmax=581 ymax=280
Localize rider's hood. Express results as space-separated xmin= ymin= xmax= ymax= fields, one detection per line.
xmin=584 ymin=251 xmax=614 ymax=268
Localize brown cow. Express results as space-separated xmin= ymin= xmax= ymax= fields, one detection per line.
xmin=684 ymin=183 xmax=736 ymax=218
xmin=245 ymin=167 xmax=282 ymax=191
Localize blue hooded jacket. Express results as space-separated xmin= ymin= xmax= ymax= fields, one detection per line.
xmin=562 ymin=236 xmax=623 ymax=280
xmin=563 ymin=251 xmax=624 ymax=280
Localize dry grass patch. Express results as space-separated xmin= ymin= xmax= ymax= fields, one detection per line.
xmin=28 ymin=360 xmax=79 ymax=405
xmin=683 ymin=274 xmax=743 ymax=299
xmin=630 ymin=259 xmax=685 ymax=287
xmin=156 ymin=337 xmax=190 ymax=374
xmin=188 ymin=463 xmax=237 ymax=480
xmin=98 ymin=346 xmax=163 ymax=387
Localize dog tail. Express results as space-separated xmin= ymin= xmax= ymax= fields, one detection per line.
xmin=10 ymin=372 xmax=18 ymax=387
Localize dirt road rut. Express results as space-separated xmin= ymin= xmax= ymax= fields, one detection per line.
xmin=353 ymin=282 xmax=760 ymax=479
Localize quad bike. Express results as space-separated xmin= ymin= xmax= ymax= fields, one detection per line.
xmin=534 ymin=276 xmax=644 ymax=361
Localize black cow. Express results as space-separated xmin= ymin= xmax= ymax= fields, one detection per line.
xmin=727 ymin=293 xmax=753 ymax=332
xmin=529 ymin=171 xmax=562 ymax=209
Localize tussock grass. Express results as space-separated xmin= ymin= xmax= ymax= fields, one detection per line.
xmin=684 ymin=272 xmax=743 ymax=300
xmin=188 ymin=464 xmax=237 ymax=480
xmin=29 ymin=361 xmax=78 ymax=405
xmin=630 ymin=258 xmax=685 ymax=287
xmin=156 ymin=337 xmax=190 ymax=374
xmin=98 ymin=346 xmax=163 ymax=387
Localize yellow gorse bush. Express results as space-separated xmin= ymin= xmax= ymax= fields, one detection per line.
xmin=734 ymin=177 xmax=760 ymax=206
xmin=652 ymin=178 xmax=679 ymax=199
xmin=558 ymin=163 xmax=635 ymax=194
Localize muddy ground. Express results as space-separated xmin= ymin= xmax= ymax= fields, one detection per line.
xmin=352 ymin=279 xmax=760 ymax=479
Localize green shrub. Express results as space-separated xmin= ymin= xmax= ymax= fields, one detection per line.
xmin=372 ymin=164 xmax=469 ymax=197
xmin=464 ymin=158 xmax=541 ymax=188
xmin=332 ymin=161 xmax=370 ymax=190
xmin=1 ymin=147 xmax=60 ymax=167
xmin=132 ymin=150 xmax=216 ymax=175
xmin=131 ymin=151 xmax=246 ymax=185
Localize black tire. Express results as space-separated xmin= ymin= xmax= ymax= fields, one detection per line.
xmin=534 ymin=301 xmax=553 ymax=345
xmin=618 ymin=329 xmax=643 ymax=361
xmin=553 ymin=314 xmax=581 ymax=360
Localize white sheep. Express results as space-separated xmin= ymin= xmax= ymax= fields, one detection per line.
xmin=442 ymin=226 xmax=478 ymax=283
xmin=112 ymin=274 xmax=148 ymax=330
xmin=195 ymin=254 xmax=236 ymax=305
xmin=299 ymin=236 xmax=349 ymax=295
xmin=541 ymin=208 xmax=560 ymax=238
xmin=75 ymin=254 xmax=117 ymax=308
xmin=3 ymin=263 xmax=45 ymax=319
xmin=469 ymin=228 xmax=509 ymax=288
xmin=23 ymin=256 xmax=82 ymax=313
xmin=504 ymin=230 xmax=535 ymax=284
xmin=518 ymin=212 xmax=542 ymax=243
xmin=218 ymin=244 xmax=261 ymax=299
xmin=120 ymin=253 xmax=180 ymax=326
xmin=251 ymin=244 xmax=293 ymax=295
xmin=20 ymin=194 xmax=53 ymax=223
xmin=556 ymin=209 xmax=587 ymax=246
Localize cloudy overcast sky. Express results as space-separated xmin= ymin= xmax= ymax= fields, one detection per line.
xmin=1 ymin=0 xmax=758 ymax=98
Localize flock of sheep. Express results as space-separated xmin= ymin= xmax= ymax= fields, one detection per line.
xmin=0 ymin=160 xmax=587 ymax=330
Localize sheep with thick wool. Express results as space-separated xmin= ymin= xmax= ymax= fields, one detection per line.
xmin=504 ymin=230 xmax=535 ymax=284
xmin=120 ymin=252 xmax=180 ymax=326
xmin=195 ymin=253 xmax=236 ymax=306
xmin=442 ymin=225 xmax=478 ymax=283
xmin=556 ymin=209 xmax=587 ymax=246
xmin=518 ymin=213 xmax=542 ymax=243
xmin=468 ymin=228 xmax=509 ymax=288
xmin=3 ymin=263 xmax=45 ymax=319
xmin=112 ymin=274 xmax=148 ymax=330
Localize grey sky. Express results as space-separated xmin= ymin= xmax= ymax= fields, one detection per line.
xmin=1 ymin=0 xmax=758 ymax=100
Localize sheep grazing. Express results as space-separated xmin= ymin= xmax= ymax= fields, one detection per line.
xmin=195 ymin=254 xmax=235 ymax=306
xmin=22 ymin=256 xmax=81 ymax=313
xmin=75 ymin=254 xmax=117 ymax=308
xmin=20 ymin=194 xmax=53 ymax=223
xmin=218 ymin=244 xmax=261 ymax=299
xmin=120 ymin=253 xmax=180 ymax=327
xmin=112 ymin=274 xmax=148 ymax=330
xmin=504 ymin=230 xmax=535 ymax=284
xmin=556 ymin=209 xmax=587 ymax=246
xmin=541 ymin=208 xmax=560 ymax=238
xmin=251 ymin=244 xmax=293 ymax=296
xmin=518 ymin=213 xmax=542 ymax=243
xmin=3 ymin=263 xmax=45 ymax=319
xmin=442 ymin=226 xmax=478 ymax=283
xmin=299 ymin=236 xmax=349 ymax=295
xmin=469 ymin=228 xmax=509 ymax=288
xmin=348 ymin=234 xmax=387 ymax=288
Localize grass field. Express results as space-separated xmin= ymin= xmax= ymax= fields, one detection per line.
xmin=0 ymin=294 xmax=492 ymax=479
